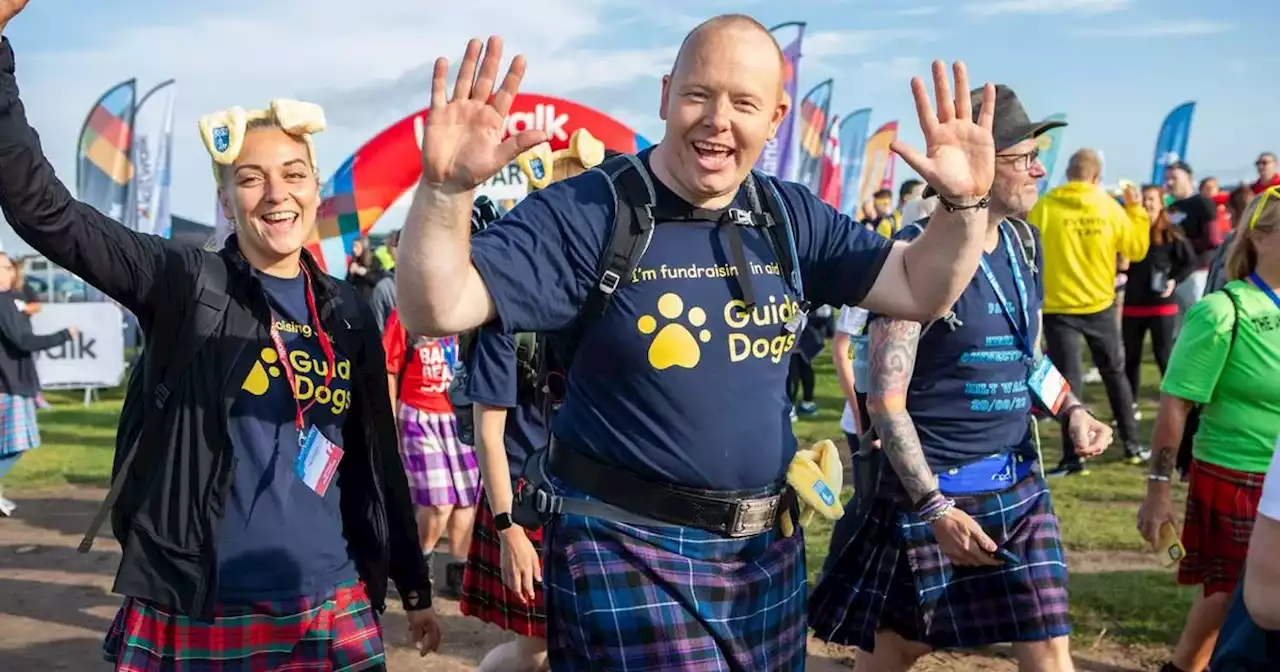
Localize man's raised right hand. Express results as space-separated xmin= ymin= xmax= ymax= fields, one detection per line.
xmin=422 ymin=36 xmax=548 ymax=193
xmin=0 ymin=0 xmax=31 ymax=34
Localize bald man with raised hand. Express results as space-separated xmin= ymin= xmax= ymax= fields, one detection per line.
xmin=397 ymin=14 xmax=998 ymax=670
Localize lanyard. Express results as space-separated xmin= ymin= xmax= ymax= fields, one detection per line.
xmin=977 ymin=222 xmax=1033 ymax=360
xmin=266 ymin=268 xmax=336 ymax=434
xmin=1250 ymin=272 xmax=1280 ymax=310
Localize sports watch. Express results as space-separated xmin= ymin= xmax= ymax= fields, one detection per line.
xmin=494 ymin=512 xmax=514 ymax=531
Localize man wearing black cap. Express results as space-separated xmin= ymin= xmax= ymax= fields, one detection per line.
xmin=811 ymin=85 xmax=1112 ymax=672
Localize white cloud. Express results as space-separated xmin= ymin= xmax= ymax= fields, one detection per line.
xmin=801 ymin=28 xmax=936 ymax=59
xmin=1070 ymin=20 xmax=1233 ymax=38
xmin=964 ymin=0 xmax=1131 ymax=16
xmin=886 ymin=6 xmax=940 ymax=18
xmin=11 ymin=0 xmax=675 ymax=232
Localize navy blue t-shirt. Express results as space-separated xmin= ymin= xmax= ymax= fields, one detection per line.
xmin=465 ymin=323 xmax=551 ymax=481
xmin=883 ymin=220 xmax=1045 ymax=470
xmin=470 ymin=149 xmax=892 ymax=491
xmin=217 ymin=272 xmax=357 ymax=602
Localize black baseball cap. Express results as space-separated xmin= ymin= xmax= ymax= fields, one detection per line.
xmin=923 ymin=84 xmax=1066 ymax=198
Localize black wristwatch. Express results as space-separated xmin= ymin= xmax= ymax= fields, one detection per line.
xmin=494 ymin=512 xmax=514 ymax=531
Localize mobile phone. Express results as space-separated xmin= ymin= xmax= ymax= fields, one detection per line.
xmin=993 ymin=547 xmax=1021 ymax=565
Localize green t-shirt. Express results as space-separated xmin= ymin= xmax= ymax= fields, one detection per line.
xmin=1161 ymin=279 xmax=1280 ymax=473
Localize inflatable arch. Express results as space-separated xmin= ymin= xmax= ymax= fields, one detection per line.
xmin=308 ymin=93 xmax=652 ymax=274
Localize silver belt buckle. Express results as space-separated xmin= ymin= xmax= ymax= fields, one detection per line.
xmin=727 ymin=494 xmax=781 ymax=537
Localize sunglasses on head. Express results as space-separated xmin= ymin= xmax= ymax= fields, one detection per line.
xmin=1249 ymin=185 xmax=1280 ymax=231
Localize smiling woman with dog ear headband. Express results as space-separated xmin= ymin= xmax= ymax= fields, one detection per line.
xmin=0 ymin=3 xmax=441 ymax=668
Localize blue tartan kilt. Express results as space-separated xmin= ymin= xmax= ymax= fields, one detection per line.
xmin=541 ymin=475 xmax=808 ymax=671
xmin=809 ymin=469 xmax=1071 ymax=651
xmin=0 ymin=393 xmax=39 ymax=459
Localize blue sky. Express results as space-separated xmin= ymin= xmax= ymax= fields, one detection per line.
xmin=1 ymin=0 xmax=1273 ymax=253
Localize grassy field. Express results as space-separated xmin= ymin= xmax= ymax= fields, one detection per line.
xmin=4 ymin=353 xmax=1193 ymax=647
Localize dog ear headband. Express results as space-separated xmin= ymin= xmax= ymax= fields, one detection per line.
xmin=198 ymin=99 xmax=327 ymax=185
xmin=515 ymin=128 xmax=606 ymax=191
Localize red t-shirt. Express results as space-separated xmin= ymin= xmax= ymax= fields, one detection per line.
xmin=1253 ymin=174 xmax=1280 ymax=195
xmin=383 ymin=310 xmax=455 ymax=414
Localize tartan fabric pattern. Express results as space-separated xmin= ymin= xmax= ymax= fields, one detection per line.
xmin=102 ymin=580 xmax=385 ymax=671
xmin=460 ymin=487 xmax=547 ymax=638
xmin=396 ymin=403 xmax=480 ymax=508
xmin=810 ymin=470 xmax=1071 ymax=651
xmin=542 ymin=476 xmax=807 ymax=671
xmin=0 ymin=392 xmax=39 ymax=458
xmin=1178 ymin=458 xmax=1266 ymax=596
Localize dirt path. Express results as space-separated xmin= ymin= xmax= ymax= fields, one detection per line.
xmin=0 ymin=486 xmax=1169 ymax=670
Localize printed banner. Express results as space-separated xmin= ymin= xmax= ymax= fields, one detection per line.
xmin=1150 ymin=101 xmax=1195 ymax=185
xmin=754 ymin=21 xmax=805 ymax=180
xmin=1035 ymin=112 xmax=1067 ymax=195
xmin=313 ymin=93 xmax=651 ymax=275
xmin=131 ymin=80 xmax=176 ymax=236
xmin=793 ymin=79 xmax=834 ymax=194
xmin=836 ymin=108 xmax=872 ymax=216
xmin=31 ymin=302 xmax=127 ymax=389
xmin=859 ymin=121 xmax=898 ymax=206
xmin=76 ymin=79 xmax=137 ymax=221
xmin=817 ymin=115 xmax=841 ymax=208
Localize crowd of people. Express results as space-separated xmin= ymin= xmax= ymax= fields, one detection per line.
xmin=0 ymin=1 xmax=1277 ymax=670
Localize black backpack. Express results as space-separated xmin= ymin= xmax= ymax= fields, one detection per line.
xmin=79 ymin=255 xmax=232 ymax=553
xmin=451 ymin=154 xmax=807 ymax=444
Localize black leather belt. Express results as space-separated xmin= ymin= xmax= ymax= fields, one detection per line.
xmin=548 ymin=439 xmax=790 ymax=538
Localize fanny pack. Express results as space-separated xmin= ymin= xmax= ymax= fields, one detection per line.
xmin=937 ymin=451 xmax=1037 ymax=496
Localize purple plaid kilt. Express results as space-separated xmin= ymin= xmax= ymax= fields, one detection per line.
xmin=396 ymin=403 xmax=480 ymax=508
xmin=542 ymin=475 xmax=808 ymax=671
xmin=809 ymin=466 xmax=1070 ymax=651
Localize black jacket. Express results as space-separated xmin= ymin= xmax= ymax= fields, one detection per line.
xmin=1124 ymin=231 xmax=1197 ymax=309
xmin=0 ymin=290 xmax=69 ymax=397
xmin=0 ymin=37 xmax=429 ymax=620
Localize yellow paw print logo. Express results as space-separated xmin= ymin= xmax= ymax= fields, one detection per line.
xmin=241 ymin=347 xmax=282 ymax=395
xmin=637 ymin=293 xmax=711 ymax=370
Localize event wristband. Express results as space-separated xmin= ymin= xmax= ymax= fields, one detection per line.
xmin=1147 ymin=474 xmax=1172 ymax=483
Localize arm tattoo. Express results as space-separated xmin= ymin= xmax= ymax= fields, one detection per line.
xmin=866 ymin=318 xmax=937 ymax=504
xmin=1151 ymin=445 xmax=1179 ymax=478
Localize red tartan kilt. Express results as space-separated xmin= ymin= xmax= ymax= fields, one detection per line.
xmin=1178 ymin=459 xmax=1266 ymax=596
xmin=460 ymin=487 xmax=546 ymax=638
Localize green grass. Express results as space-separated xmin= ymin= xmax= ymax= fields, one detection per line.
xmin=5 ymin=347 xmax=1194 ymax=647
xmin=5 ymin=387 xmax=123 ymax=490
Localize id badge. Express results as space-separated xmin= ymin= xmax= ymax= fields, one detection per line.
xmin=1027 ymin=357 xmax=1070 ymax=416
xmin=295 ymin=425 xmax=344 ymax=497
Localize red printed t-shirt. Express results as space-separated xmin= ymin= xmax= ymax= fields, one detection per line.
xmin=383 ymin=310 xmax=455 ymax=414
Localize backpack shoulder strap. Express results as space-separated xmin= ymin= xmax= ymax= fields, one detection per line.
xmin=1222 ymin=286 xmax=1243 ymax=350
xmin=571 ymin=154 xmax=656 ymax=335
xmin=749 ymin=172 xmax=805 ymax=302
xmin=1005 ymin=217 xmax=1039 ymax=274
xmin=79 ymin=253 xmax=231 ymax=553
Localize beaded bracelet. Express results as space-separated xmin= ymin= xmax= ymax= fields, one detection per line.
xmin=918 ymin=493 xmax=953 ymax=522
xmin=921 ymin=499 xmax=956 ymax=524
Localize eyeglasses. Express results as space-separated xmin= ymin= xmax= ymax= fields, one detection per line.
xmin=996 ymin=148 xmax=1041 ymax=172
xmin=1249 ymin=185 xmax=1280 ymax=231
